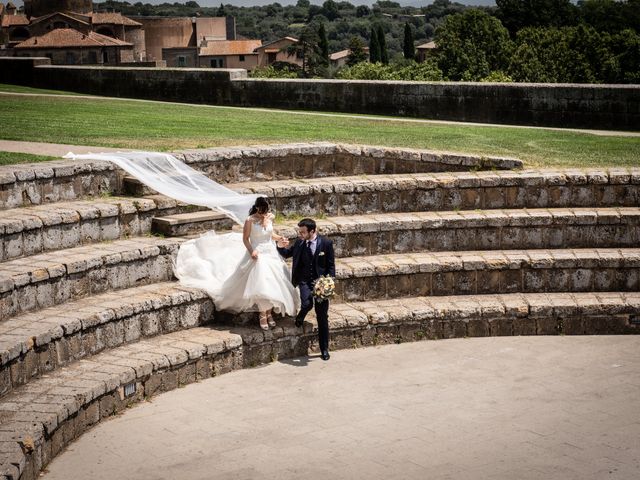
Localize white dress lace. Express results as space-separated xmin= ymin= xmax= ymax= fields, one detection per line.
xmin=174 ymin=217 xmax=300 ymax=316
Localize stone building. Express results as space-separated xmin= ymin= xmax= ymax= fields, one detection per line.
xmin=14 ymin=27 xmax=134 ymax=65
xmin=416 ymin=41 xmax=436 ymax=63
xmin=0 ymin=1 xmax=260 ymax=69
xmin=198 ymin=39 xmax=261 ymax=69
xmin=133 ymin=16 xmax=235 ymax=64
xmin=0 ymin=0 xmax=144 ymax=63
xmin=254 ymin=37 xmax=303 ymax=69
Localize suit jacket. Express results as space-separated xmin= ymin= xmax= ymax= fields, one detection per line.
xmin=277 ymin=235 xmax=336 ymax=287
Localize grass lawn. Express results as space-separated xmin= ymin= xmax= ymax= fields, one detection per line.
xmin=0 ymin=83 xmax=83 ymax=96
xmin=0 ymin=151 xmax=57 ymax=166
xmin=1 ymin=84 xmax=638 ymax=168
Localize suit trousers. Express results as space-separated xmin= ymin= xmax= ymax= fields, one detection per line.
xmin=297 ymin=281 xmax=330 ymax=352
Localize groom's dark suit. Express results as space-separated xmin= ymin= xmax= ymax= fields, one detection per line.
xmin=277 ymin=235 xmax=335 ymax=354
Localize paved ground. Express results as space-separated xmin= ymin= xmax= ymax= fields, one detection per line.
xmin=41 ymin=336 xmax=640 ymax=480
xmin=0 ymin=139 xmax=127 ymax=157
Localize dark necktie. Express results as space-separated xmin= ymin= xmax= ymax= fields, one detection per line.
xmin=306 ymin=240 xmax=312 ymax=256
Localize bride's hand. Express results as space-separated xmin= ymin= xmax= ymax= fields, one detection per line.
xmin=251 ymin=250 xmax=259 ymax=260
xmin=277 ymin=238 xmax=289 ymax=248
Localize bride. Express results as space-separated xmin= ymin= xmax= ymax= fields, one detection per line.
xmin=174 ymin=196 xmax=300 ymax=330
xmin=62 ymin=151 xmax=300 ymax=331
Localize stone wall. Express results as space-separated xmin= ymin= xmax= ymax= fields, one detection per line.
xmin=1 ymin=57 xmax=638 ymax=130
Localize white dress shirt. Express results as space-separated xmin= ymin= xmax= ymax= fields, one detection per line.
xmin=306 ymin=235 xmax=318 ymax=255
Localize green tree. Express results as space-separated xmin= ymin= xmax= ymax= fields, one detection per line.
xmin=369 ymin=27 xmax=381 ymax=63
xmin=403 ymin=22 xmax=415 ymax=60
xmin=286 ymin=25 xmax=325 ymax=77
xmin=495 ymin=0 xmax=579 ymax=35
xmin=347 ymin=36 xmax=368 ymax=65
xmin=318 ymin=23 xmax=330 ymax=65
xmin=321 ymin=0 xmax=340 ymax=21
xmin=216 ymin=2 xmax=226 ymax=17
xmin=377 ymin=24 xmax=389 ymax=64
xmin=435 ymin=9 xmax=513 ymax=80
xmin=356 ymin=5 xmax=370 ymax=17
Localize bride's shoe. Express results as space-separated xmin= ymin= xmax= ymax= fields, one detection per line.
xmin=259 ymin=312 xmax=269 ymax=331
xmin=267 ymin=312 xmax=276 ymax=328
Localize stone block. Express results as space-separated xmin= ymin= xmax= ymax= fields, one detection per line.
xmin=441 ymin=319 xmax=466 ymax=339
xmin=489 ymin=318 xmax=513 ymax=336
xmin=536 ymin=317 xmax=559 ymax=335
xmin=513 ymin=317 xmax=537 ymax=336
xmin=466 ymin=319 xmax=489 ymax=337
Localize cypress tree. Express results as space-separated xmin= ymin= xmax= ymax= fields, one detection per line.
xmin=369 ymin=27 xmax=380 ymax=63
xmin=318 ymin=23 xmax=329 ymax=65
xmin=377 ymin=25 xmax=388 ymax=64
xmin=403 ymin=22 xmax=415 ymax=60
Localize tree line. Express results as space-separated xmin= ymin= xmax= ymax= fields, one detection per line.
xmin=94 ymin=0 xmax=639 ymax=83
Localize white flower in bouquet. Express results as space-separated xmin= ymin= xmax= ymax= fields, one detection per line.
xmin=313 ymin=275 xmax=336 ymax=302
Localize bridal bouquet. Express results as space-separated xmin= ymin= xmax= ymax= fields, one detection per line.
xmin=313 ymin=276 xmax=336 ymax=302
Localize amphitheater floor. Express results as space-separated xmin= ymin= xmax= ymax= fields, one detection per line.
xmin=41 ymin=336 xmax=640 ymax=480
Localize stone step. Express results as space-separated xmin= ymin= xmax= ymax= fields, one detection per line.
xmin=151 ymin=211 xmax=233 ymax=237
xmin=0 ymin=159 xmax=118 ymax=210
xmin=0 ymin=282 xmax=213 ymax=398
xmin=0 ymin=143 xmax=521 ymax=210
xmin=0 ymin=326 xmax=244 ymax=480
xmin=0 ymin=236 xmax=184 ymax=321
xmin=230 ymin=168 xmax=640 ymax=216
xmin=0 ymin=195 xmax=209 ymax=261
xmin=331 ymin=249 xmax=640 ymax=303
xmin=275 ymin=207 xmax=640 ymax=256
xmin=0 ymin=291 xmax=638 ymax=479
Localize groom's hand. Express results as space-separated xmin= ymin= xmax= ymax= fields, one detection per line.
xmin=277 ymin=238 xmax=289 ymax=248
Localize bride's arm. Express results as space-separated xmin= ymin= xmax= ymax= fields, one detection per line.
xmin=269 ymin=213 xmax=286 ymax=243
xmin=243 ymin=218 xmax=258 ymax=259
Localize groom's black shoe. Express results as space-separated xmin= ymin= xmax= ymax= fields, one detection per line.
xmin=294 ymin=316 xmax=303 ymax=328
xmin=321 ymin=350 xmax=330 ymax=361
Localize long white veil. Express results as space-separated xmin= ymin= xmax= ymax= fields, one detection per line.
xmin=63 ymin=151 xmax=259 ymax=224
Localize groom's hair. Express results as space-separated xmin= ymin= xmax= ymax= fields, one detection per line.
xmin=298 ymin=218 xmax=316 ymax=233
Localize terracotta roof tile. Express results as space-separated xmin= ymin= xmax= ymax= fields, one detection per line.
xmin=199 ymin=39 xmax=262 ymax=56
xmin=15 ymin=28 xmax=132 ymax=48
xmin=30 ymin=12 xmax=90 ymax=27
xmin=89 ymin=12 xmax=142 ymax=27
xmin=255 ymin=37 xmax=298 ymax=51
xmin=416 ymin=41 xmax=437 ymax=50
xmin=1 ymin=14 xmax=29 ymax=27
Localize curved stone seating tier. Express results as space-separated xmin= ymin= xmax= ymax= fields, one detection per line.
xmin=0 ymin=196 xmax=219 ymax=261
xmin=0 ymin=143 xmax=521 ymax=210
xmin=310 ymin=249 xmax=640 ymax=303
xmin=0 ymin=147 xmax=638 ymax=480
xmin=0 ymin=282 xmax=212 ymax=398
xmin=275 ymin=208 xmax=640 ymax=256
xmin=0 ymin=292 xmax=638 ymax=480
xmin=0 ymin=237 xmax=183 ymax=321
xmin=230 ymin=168 xmax=640 ymax=216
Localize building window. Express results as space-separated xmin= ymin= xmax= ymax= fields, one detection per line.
xmin=177 ymin=56 xmax=187 ymax=67
xmin=88 ymin=51 xmax=98 ymax=64
xmin=65 ymin=51 xmax=76 ymax=65
xmin=210 ymin=58 xmax=224 ymax=68
xmin=239 ymin=55 xmax=245 ymax=62
xmin=267 ymin=52 xmax=276 ymax=64
xmin=103 ymin=51 xmax=109 ymax=63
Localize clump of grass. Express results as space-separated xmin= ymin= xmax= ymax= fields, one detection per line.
xmin=0 ymin=151 xmax=58 ymax=166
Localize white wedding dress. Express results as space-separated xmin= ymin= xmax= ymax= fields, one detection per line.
xmin=175 ymin=217 xmax=300 ymax=316
xmin=62 ymin=151 xmax=299 ymax=316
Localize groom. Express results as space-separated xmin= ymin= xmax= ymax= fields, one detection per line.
xmin=277 ymin=218 xmax=335 ymax=361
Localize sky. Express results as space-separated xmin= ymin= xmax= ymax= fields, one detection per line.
xmin=6 ymin=1 xmax=497 ymax=9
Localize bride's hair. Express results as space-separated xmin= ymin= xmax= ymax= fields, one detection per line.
xmin=249 ymin=196 xmax=270 ymax=215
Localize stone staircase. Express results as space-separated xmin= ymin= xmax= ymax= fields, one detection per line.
xmin=0 ymin=143 xmax=638 ymax=480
